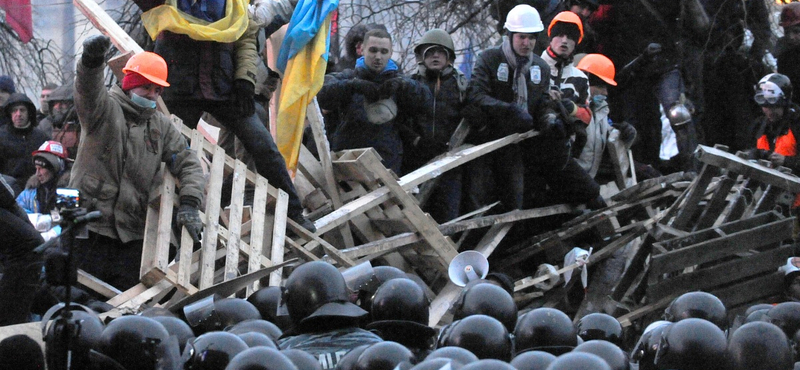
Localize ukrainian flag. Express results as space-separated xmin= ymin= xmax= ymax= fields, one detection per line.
xmin=276 ymin=0 xmax=339 ymax=173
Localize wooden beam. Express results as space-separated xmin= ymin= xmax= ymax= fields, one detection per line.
xmin=696 ymin=145 xmax=800 ymax=193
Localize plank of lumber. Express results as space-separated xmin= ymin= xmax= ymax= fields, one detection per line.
xmin=696 ymin=145 xmax=800 ymax=193
xmin=269 ymin=189 xmax=289 ymax=286
xmin=314 ymin=131 xmax=540 ymax=234
xmin=655 ymin=211 xmax=783 ymax=252
xmin=78 ymin=269 xmax=123 ymax=299
xmin=247 ymin=176 xmax=271 ymax=295
xmin=73 ymin=0 xmax=143 ymax=54
xmin=200 ymin=146 xmax=226 ymax=289
xmin=668 ymin=163 xmax=716 ymax=230
xmin=692 ymin=173 xmax=737 ymax=231
xmin=616 ymin=294 xmax=677 ymax=327
xmin=711 ymin=271 xmax=784 ymax=309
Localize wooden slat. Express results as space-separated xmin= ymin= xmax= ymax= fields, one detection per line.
xmin=669 ymin=163 xmax=716 ymax=230
xmin=711 ymin=271 xmax=784 ymax=309
xmin=655 ymin=211 xmax=782 ymax=252
xmin=247 ymin=176 xmax=270 ymax=295
xmin=269 ymin=190 xmax=289 ymax=287
xmin=200 ymin=146 xmax=226 ymax=289
xmin=224 ymin=161 xmax=247 ymax=282
xmin=78 ymin=270 xmax=122 ymax=299
xmin=73 ymin=0 xmax=143 ymax=54
xmin=692 ymin=173 xmax=737 ymax=231
xmin=696 ymin=145 xmax=800 ymax=193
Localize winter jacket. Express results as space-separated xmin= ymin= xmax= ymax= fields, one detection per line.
xmin=576 ymin=96 xmax=634 ymax=178
xmin=751 ymin=104 xmax=800 ymax=172
xmin=318 ymin=60 xmax=433 ymax=173
xmin=777 ymin=39 xmax=800 ymax=107
xmin=16 ymin=168 xmax=70 ymax=214
xmin=70 ymin=62 xmax=205 ymax=243
xmin=466 ymin=44 xmax=554 ymax=142
xmin=152 ymin=14 xmax=259 ymax=102
xmin=0 ymin=94 xmax=50 ymax=187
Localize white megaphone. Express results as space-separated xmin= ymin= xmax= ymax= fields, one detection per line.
xmin=448 ymin=250 xmax=489 ymax=287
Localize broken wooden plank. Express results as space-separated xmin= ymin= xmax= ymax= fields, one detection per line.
xmin=655 ymin=211 xmax=783 ymax=252
xmin=668 ymin=163 xmax=716 ymax=230
xmin=696 ymin=145 xmax=800 ymax=193
xmin=692 ymin=173 xmax=737 ymax=231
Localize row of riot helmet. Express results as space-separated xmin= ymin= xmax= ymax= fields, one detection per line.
xmin=30 ymin=260 xmax=800 ymax=370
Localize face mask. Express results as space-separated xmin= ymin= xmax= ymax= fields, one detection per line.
xmin=130 ymin=93 xmax=157 ymax=109
xmin=591 ymin=94 xmax=607 ymax=106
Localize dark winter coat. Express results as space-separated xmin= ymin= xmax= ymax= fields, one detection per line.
xmin=777 ymin=39 xmax=800 ymax=107
xmin=318 ymin=61 xmax=433 ymax=173
xmin=0 ymin=94 xmax=50 ymax=188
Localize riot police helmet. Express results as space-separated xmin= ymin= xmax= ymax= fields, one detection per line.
xmin=575 ymin=313 xmax=623 ymax=346
xmin=513 ymin=308 xmax=577 ymax=355
xmin=437 ymin=315 xmax=512 ymax=361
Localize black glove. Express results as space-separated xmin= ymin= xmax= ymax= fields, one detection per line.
xmin=380 ymin=77 xmax=409 ymax=98
xmin=82 ymin=35 xmax=111 ymax=68
xmin=544 ymin=116 xmax=567 ymax=139
xmin=643 ymin=43 xmax=662 ymax=60
xmin=612 ymin=121 xmax=637 ymax=143
xmin=560 ymin=99 xmax=577 ymax=116
xmin=176 ymin=199 xmax=203 ymax=243
xmin=348 ymin=79 xmax=379 ymax=101
xmin=510 ymin=106 xmax=534 ymax=133
xmin=234 ymin=79 xmax=256 ymax=119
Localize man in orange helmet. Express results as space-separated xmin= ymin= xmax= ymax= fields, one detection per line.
xmin=69 ymin=35 xmax=205 ymax=291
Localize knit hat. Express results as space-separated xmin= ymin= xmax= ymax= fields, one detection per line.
xmin=33 ymin=152 xmax=64 ymax=174
xmin=121 ymin=72 xmax=152 ymax=91
xmin=550 ymin=22 xmax=581 ymax=43
xmin=0 ymin=75 xmax=15 ymax=94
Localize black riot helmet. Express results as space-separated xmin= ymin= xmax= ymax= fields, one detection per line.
xmin=356 ymin=265 xmax=408 ymax=311
xmin=745 ymin=303 xmax=775 ymax=317
xmin=183 ymin=331 xmax=249 ymax=370
xmin=766 ymin=302 xmax=800 ymax=339
xmin=283 ymin=261 xmax=368 ymax=327
xmin=452 ymin=282 xmax=518 ymax=332
xmin=236 ymin=332 xmax=279 ymax=349
xmin=183 ymin=296 xmax=262 ymax=335
xmin=545 ymin=352 xmax=612 ymax=370
xmin=42 ymin=303 xmax=105 ymax=370
xmin=663 ymin=291 xmax=727 ymax=329
xmin=151 ymin=316 xmax=195 ymax=353
xmin=653 ymin=318 xmax=728 ymax=370
xmin=410 ymin=358 xmax=465 ymax=370
xmin=226 ymin=319 xmax=282 ymax=341
xmin=224 ymin=347 xmax=299 ymax=370
xmin=437 ymin=315 xmax=513 ymax=361
xmin=247 ymin=286 xmax=294 ymax=331
xmin=509 ymin=350 xmax=556 ymax=370
xmin=354 ymin=341 xmax=416 ymax=370
xmin=576 ymin=313 xmax=623 ymax=346
xmin=629 ymin=321 xmax=670 ymax=370
xmin=367 ymin=278 xmax=436 ymax=347
xmin=573 ymin=340 xmax=629 ymax=370
xmin=425 ymin=346 xmax=479 ymax=365
xmin=282 ymin=348 xmax=324 ymax=370
xmin=513 ymin=308 xmax=577 ymax=356
xmin=0 ymin=334 xmax=46 ymax=370
xmin=728 ymin=321 xmax=793 ymax=370
xmin=334 ymin=344 xmax=370 ymax=370
xmin=215 ymin=298 xmax=262 ymax=330
xmin=460 ymin=359 xmax=517 ymax=370
xmin=99 ymin=315 xmax=180 ymax=370
xmin=745 ymin=308 xmax=771 ymax=324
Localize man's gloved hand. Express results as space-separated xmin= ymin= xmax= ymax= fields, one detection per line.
xmin=544 ymin=115 xmax=567 ymax=139
xmin=510 ymin=106 xmax=534 ymax=133
xmin=177 ymin=199 xmax=203 ymax=243
xmin=234 ymin=79 xmax=256 ymax=119
xmin=82 ymin=35 xmax=111 ymax=68
xmin=643 ymin=43 xmax=662 ymax=60
xmin=380 ymin=77 xmax=410 ymax=98
xmin=560 ymin=99 xmax=578 ymax=116
xmin=348 ymin=79 xmax=379 ymax=101
xmin=612 ymin=121 xmax=637 ymax=143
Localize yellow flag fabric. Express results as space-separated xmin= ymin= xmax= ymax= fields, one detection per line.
xmin=140 ymin=0 xmax=248 ymax=42
xmin=276 ymin=16 xmax=331 ymax=173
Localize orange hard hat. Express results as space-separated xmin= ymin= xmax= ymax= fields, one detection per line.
xmin=548 ymin=11 xmax=584 ymax=44
xmin=576 ymin=54 xmax=617 ymax=86
xmin=122 ymin=52 xmax=170 ymax=87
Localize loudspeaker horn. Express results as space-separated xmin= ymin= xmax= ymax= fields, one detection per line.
xmin=448 ymin=250 xmax=489 ymax=287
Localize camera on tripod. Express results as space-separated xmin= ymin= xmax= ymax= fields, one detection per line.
xmin=51 ymin=188 xmax=83 ymax=225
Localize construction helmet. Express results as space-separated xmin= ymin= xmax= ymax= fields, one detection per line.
xmin=425 ymin=346 xmax=479 ymax=365
xmin=513 ymin=308 xmax=577 ymax=356
xmin=780 ymin=3 xmax=800 ymax=28
xmin=573 ymin=340 xmax=629 ymax=370
xmin=32 ymin=140 xmax=68 ymax=174
xmin=509 ymin=350 xmax=556 ymax=370
xmin=225 ymin=347 xmax=299 ymax=370
xmin=781 ymin=257 xmax=800 ymax=290
xmin=283 ymin=261 xmax=368 ymax=326
xmin=728 ymin=322 xmax=793 ymax=370
xmin=452 ymin=282 xmax=518 ymax=332
xmin=182 ymin=331 xmax=249 ymax=370
xmin=755 ymin=73 xmax=793 ymax=107
xmin=247 ymin=286 xmax=293 ymax=331
xmin=438 ymin=315 xmax=513 ymax=361
xmin=663 ymin=291 xmax=727 ymax=329
xmin=122 ymin=51 xmax=170 ymax=87
xmin=282 ymin=348 xmax=324 ymax=370
xmin=576 ymin=54 xmax=617 ymax=86
xmin=546 ymin=352 xmax=612 ymax=370
xmin=766 ymin=301 xmax=800 ymax=338
xmin=414 ymin=29 xmax=456 ymax=61
xmin=576 ymin=313 xmax=623 ymax=346
xmin=653 ymin=318 xmax=728 ymax=370
xmin=504 ymin=5 xmax=544 ymax=34
xmin=353 ymin=341 xmax=416 ymax=370
xmin=548 ymin=11 xmax=584 ymax=43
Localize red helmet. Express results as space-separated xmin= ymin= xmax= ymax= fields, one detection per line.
xmin=32 ymin=140 xmax=68 ymax=159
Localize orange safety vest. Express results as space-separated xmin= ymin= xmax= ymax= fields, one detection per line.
xmin=757 ymin=129 xmax=799 ymax=207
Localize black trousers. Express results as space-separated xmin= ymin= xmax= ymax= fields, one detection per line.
xmin=72 ymin=232 xmax=143 ymax=292
xmin=0 ymin=208 xmax=43 ymax=325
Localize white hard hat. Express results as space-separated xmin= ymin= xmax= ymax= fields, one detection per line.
xmin=781 ymin=257 xmax=800 ymax=276
xmin=504 ymin=4 xmax=545 ymax=33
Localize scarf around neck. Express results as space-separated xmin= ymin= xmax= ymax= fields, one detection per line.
xmin=501 ymin=36 xmax=532 ymax=112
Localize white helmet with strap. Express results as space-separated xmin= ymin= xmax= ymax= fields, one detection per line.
xmin=504 ymin=4 xmax=544 ymax=33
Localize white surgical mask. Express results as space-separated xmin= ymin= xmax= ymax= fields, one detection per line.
xmin=131 ymin=93 xmax=157 ymax=109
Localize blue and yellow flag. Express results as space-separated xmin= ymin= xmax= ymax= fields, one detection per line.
xmin=276 ymin=0 xmax=339 ymax=173
xmin=140 ymin=0 xmax=249 ymax=42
